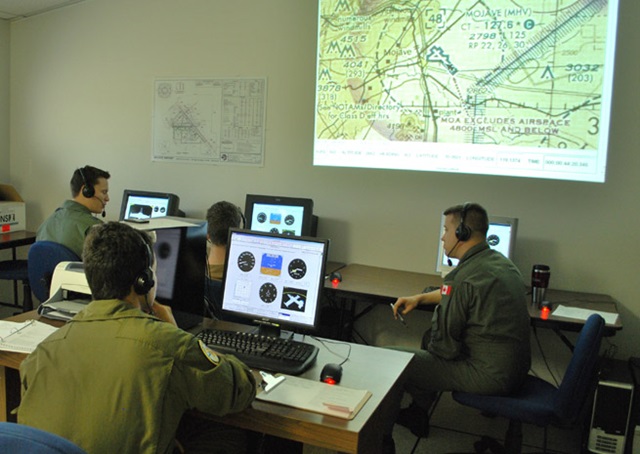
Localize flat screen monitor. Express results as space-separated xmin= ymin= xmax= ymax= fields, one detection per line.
xmin=152 ymin=221 xmax=207 ymax=329
xmin=221 ymin=228 xmax=329 ymax=337
xmin=436 ymin=216 xmax=518 ymax=276
xmin=119 ymin=189 xmax=181 ymax=221
xmin=244 ymin=194 xmax=316 ymax=237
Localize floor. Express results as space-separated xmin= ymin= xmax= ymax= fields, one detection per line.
xmin=305 ymin=391 xmax=585 ymax=454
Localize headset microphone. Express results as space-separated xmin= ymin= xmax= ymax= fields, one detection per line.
xmin=446 ymin=240 xmax=460 ymax=266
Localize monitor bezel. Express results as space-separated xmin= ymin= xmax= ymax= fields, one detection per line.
xmin=435 ymin=215 xmax=518 ymax=275
xmin=220 ymin=228 xmax=329 ymax=335
xmin=119 ymin=189 xmax=181 ymax=221
xmin=152 ymin=220 xmax=207 ymax=328
xmin=244 ymin=194 xmax=315 ymax=237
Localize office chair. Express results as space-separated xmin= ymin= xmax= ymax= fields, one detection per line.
xmin=27 ymin=241 xmax=81 ymax=303
xmin=0 ymin=422 xmax=87 ymax=453
xmin=449 ymin=314 xmax=605 ymax=454
xmin=0 ymin=259 xmax=33 ymax=311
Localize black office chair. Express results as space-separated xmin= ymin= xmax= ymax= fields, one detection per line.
xmin=451 ymin=314 xmax=605 ymax=454
xmin=27 ymin=241 xmax=81 ymax=303
xmin=0 ymin=422 xmax=86 ymax=453
xmin=0 ymin=259 xmax=33 ymax=311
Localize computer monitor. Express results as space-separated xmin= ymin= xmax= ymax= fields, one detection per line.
xmin=119 ymin=189 xmax=182 ymax=221
xmin=152 ymin=220 xmax=207 ymax=329
xmin=436 ymin=216 xmax=518 ymax=276
xmin=220 ymin=228 xmax=329 ymax=337
xmin=244 ymin=194 xmax=316 ymax=237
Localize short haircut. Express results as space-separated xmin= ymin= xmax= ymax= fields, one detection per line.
xmin=443 ymin=203 xmax=489 ymax=237
xmin=206 ymin=201 xmax=244 ymax=246
xmin=83 ymin=222 xmax=153 ymax=300
xmin=70 ymin=165 xmax=111 ymax=197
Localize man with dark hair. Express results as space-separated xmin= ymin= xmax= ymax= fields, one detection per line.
xmin=19 ymin=222 xmax=258 ymax=454
xmin=205 ymin=201 xmax=244 ymax=280
xmin=384 ymin=203 xmax=531 ymax=453
xmin=204 ymin=201 xmax=244 ymax=320
xmin=36 ymin=165 xmax=111 ymax=257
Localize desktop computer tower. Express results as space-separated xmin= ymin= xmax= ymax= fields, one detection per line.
xmin=588 ymin=359 xmax=635 ymax=454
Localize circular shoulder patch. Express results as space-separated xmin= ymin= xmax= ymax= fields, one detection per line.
xmin=198 ymin=339 xmax=220 ymax=366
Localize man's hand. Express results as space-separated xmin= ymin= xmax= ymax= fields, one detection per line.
xmin=392 ymin=288 xmax=442 ymax=316
xmin=392 ymin=295 xmax=421 ymax=317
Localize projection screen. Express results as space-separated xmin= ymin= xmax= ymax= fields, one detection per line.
xmin=314 ymin=0 xmax=620 ymax=182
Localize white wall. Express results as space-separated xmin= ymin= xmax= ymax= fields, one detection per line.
xmin=5 ymin=0 xmax=640 ymax=356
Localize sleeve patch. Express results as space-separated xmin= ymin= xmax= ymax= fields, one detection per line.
xmin=198 ymin=339 xmax=220 ymax=366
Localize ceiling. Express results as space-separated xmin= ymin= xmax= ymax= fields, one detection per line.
xmin=0 ymin=0 xmax=87 ymax=20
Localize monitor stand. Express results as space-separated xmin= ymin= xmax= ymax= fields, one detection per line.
xmin=172 ymin=309 xmax=203 ymax=330
xmin=256 ymin=320 xmax=285 ymax=338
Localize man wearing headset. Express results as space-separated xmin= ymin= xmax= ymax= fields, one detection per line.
xmin=384 ymin=203 xmax=531 ymax=453
xmin=19 ymin=222 xmax=258 ymax=454
xmin=36 ymin=165 xmax=111 ymax=257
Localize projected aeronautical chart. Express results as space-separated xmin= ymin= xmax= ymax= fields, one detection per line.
xmin=315 ymin=0 xmax=618 ymax=182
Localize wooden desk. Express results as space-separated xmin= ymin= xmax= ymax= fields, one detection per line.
xmin=0 ymin=312 xmax=413 ymax=454
xmin=0 ymin=231 xmax=36 ymax=308
xmin=325 ymin=263 xmax=622 ymax=338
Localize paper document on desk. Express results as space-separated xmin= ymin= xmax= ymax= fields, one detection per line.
xmin=552 ymin=305 xmax=619 ymax=325
xmin=0 ymin=320 xmax=58 ymax=353
xmin=255 ymin=374 xmax=372 ymax=420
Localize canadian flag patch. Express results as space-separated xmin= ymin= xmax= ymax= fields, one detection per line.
xmin=441 ymin=285 xmax=452 ymax=296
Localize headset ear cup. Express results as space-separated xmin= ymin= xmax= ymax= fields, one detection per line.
xmin=134 ymin=232 xmax=155 ymax=295
xmin=134 ymin=269 xmax=155 ymax=295
xmin=82 ymin=185 xmax=95 ymax=198
xmin=456 ymin=224 xmax=471 ymax=241
xmin=455 ymin=202 xmax=472 ymax=241
xmin=79 ymin=167 xmax=95 ymax=198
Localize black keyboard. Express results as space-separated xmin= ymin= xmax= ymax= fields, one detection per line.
xmin=195 ymin=329 xmax=319 ymax=376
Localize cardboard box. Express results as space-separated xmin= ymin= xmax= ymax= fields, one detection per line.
xmin=0 ymin=184 xmax=26 ymax=232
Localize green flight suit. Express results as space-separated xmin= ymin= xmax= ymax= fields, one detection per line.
xmin=396 ymin=242 xmax=531 ymax=408
xmin=36 ymin=199 xmax=103 ymax=257
xmin=18 ymin=299 xmax=257 ymax=454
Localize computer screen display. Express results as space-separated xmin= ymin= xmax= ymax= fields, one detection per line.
xmin=152 ymin=221 xmax=207 ymax=328
xmin=221 ymin=228 xmax=329 ymax=334
xmin=119 ymin=189 xmax=181 ymax=221
xmin=436 ymin=216 xmax=518 ymax=275
xmin=244 ymin=194 xmax=315 ymax=237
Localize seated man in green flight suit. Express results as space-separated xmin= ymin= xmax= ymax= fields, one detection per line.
xmin=384 ymin=203 xmax=531 ymax=454
xmin=19 ymin=221 xmax=259 ymax=454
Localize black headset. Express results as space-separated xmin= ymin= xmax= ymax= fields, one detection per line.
xmin=238 ymin=205 xmax=246 ymax=229
xmin=78 ymin=167 xmax=95 ymax=198
xmin=133 ymin=232 xmax=155 ymax=295
xmin=455 ymin=203 xmax=473 ymax=241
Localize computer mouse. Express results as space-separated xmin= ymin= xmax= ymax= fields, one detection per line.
xmin=329 ymin=271 xmax=342 ymax=284
xmin=320 ymin=363 xmax=343 ymax=385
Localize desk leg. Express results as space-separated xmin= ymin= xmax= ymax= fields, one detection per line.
xmin=0 ymin=366 xmax=19 ymax=422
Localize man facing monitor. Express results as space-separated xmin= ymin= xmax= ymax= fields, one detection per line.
xmin=205 ymin=201 xmax=244 ymax=319
xmin=385 ymin=203 xmax=531 ymax=453
xmin=36 ymin=165 xmax=111 ymax=257
xmin=19 ymin=222 xmax=258 ymax=453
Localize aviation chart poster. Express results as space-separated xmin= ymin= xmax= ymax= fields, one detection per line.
xmin=153 ymin=78 xmax=267 ymax=166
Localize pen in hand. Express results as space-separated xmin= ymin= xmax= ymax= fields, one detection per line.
xmin=390 ymin=303 xmax=408 ymax=327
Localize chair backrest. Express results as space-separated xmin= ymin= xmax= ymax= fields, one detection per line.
xmin=0 ymin=422 xmax=86 ymax=453
xmin=554 ymin=314 xmax=605 ymax=422
xmin=28 ymin=241 xmax=82 ymax=303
